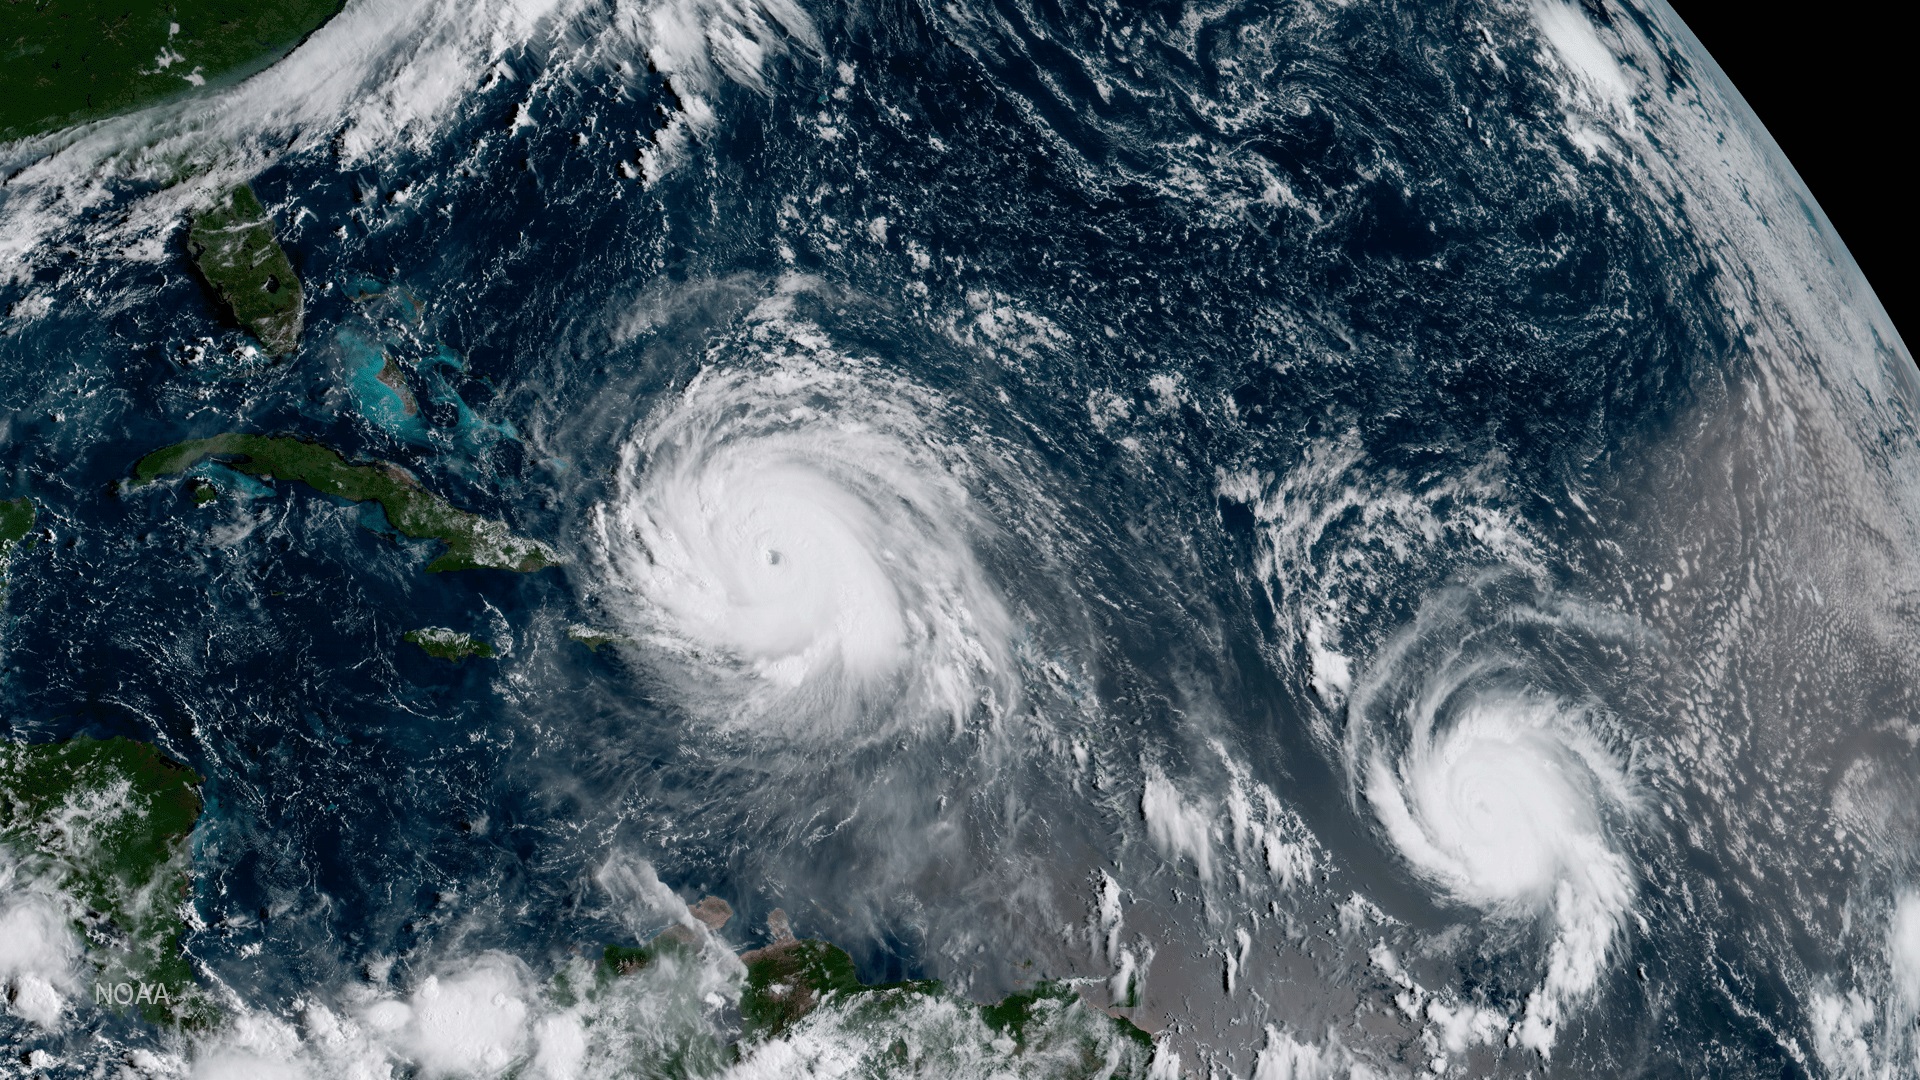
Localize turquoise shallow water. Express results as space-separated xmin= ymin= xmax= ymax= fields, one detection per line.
xmin=0 ymin=0 xmax=1915 ymax=1074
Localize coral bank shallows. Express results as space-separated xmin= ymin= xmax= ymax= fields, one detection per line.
xmin=1 ymin=0 xmax=1918 ymax=1069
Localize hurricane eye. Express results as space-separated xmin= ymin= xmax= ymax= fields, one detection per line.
xmin=1348 ymin=588 xmax=1644 ymax=1059
xmin=590 ymin=362 xmax=1018 ymax=738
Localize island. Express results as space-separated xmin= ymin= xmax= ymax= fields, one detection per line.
xmin=376 ymin=355 xmax=420 ymax=415
xmin=0 ymin=497 xmax=32 ymax=550
xmin=566 ymin=625 xmax=626 ymax=652
xmin=2 ymin=496 xmax=34 ymax=592
xmin=404 ymin=627 xmax=496 ymax=662
xmin=593 ymin=903 xmax=1158 ymax=1075
xmin=1 ymin=0 xmax=343 ymax=140
xmin=0 ymin=736 xmax=212 ymax=1027
xmin=131 ymin=434 xmax=556 ymax=573
xmin=185 ymin=185 xmax=304 ymax=356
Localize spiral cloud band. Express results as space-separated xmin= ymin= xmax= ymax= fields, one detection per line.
xmin=1347 ymin=581 xmax=1640 ymax=1054
xmin=1367 ymin=686 xmax=1632 ymax=912
xmin=592 ymin=349 xmax=1015 ymax=738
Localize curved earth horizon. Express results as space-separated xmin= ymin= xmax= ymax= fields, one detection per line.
xmin=0 ymin=0 xmax=1913 ymax=1076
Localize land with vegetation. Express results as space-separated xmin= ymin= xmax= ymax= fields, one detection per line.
xmin=404 ymin=627 xmax=495 ymax=662
xmin=186 ymin=185 xmax=304 ymax=356
xmin=1 ymin=0 xmax=342 ymax=141
xmin=0 ymin=736 xmax=212 ymax=1026
xmin=590 ymin=901 xmax=1158 ymax=1076
xmin=738 ymin=934 xmax=1152 ymax=1056
xmin=1 ymin=496 xmax=35 ymax=601
xmin=0 ymin=497 xmax=33 ymax=550
xmin=131 ymin=434 xmax=555 ymax=573
xmin=1 ymin=496 xmax=34 ymax=557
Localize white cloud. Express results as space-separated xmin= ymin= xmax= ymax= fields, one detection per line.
xmin=1532 ymin=0 xmax=1634 ymax=113
xmin=0 ymin=857 xmax=81 ymax=1031
xmin=1141 ymin=768 xmax=1215 ymax=881
xmin=378 ymin=955 xmax=533 ymax=1078
xmin=1890 ymin=891 xmax=1920 ymax=1011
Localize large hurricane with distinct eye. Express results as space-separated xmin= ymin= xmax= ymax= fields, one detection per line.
xmin=591 ymin=355 xmax=1016 ymax=738
xmin=1345 ymin=577 xmax=1642 ymax=1053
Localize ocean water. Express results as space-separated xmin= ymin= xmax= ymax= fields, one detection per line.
xmin=1 ymin=0 xmax=1917 ymax=1075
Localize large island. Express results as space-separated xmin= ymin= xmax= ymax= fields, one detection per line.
xmin=1 ymin=496 xmax=33 ymax=600
xmin=132 ymin=434 xmax=556 ymax=573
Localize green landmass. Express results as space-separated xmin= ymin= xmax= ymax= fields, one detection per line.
xmin=130 ymin=434 xmax=556 ymax=573
xmin=0 ymin=0 xmax=342 ymax=141
xmin=404 ymin=627 xmax=495 ymax=662
xmin=738 ymin=936 xmax=1151 ymax=1048
xmin=601 ymin=942 xmax=659 ymax=977
xmin=546 ymin=901 xmax=740 ymax=1079
xmin=0 ymin=736 xmax=213 ymax=1027
xmin=2 ymin=495 xmax=34 ymax=558
xmin=0 ymin=496 xmax=33 ymax=551
xmin=186 ymin=185 xmax=303 ymax=356
xmin=573 ymin=900 xmax=1156 ymax=1077
xmin=738 ymin=937 xmax=928 ymax=1040
xmin=1 ymin=495 xmax=35 ymax=602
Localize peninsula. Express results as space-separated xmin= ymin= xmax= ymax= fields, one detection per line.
xmin=185 ymin=186 xmax=304 ymax=356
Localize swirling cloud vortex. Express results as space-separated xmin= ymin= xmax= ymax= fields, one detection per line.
xmin=593 ymin=359 xmax=1015 ymax=737
xmin=1349 ymin=591 xmax=1640 ymax=1054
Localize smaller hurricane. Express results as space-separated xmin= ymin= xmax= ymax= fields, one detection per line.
xmin=1346 ymin=576 xmax=1641 ymax=1054
xmin=593 ymin=350 xmax=1015 ymax=738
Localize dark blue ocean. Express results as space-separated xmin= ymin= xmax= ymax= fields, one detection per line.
xmin=2 ymin=0 xmax=1916 ymax=1074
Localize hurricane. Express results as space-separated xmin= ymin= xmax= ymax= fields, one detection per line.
xmin=590 ymin=321 xmax=1016 ymax=738
xmin=1347 ymin=575 xmax=1643 ymax=1053
xmin=4 ymin=0 xmax=1919 ymax=1070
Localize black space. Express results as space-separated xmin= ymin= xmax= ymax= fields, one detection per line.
xmin=1666 ymin=0 xmax=1913 ymax=352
